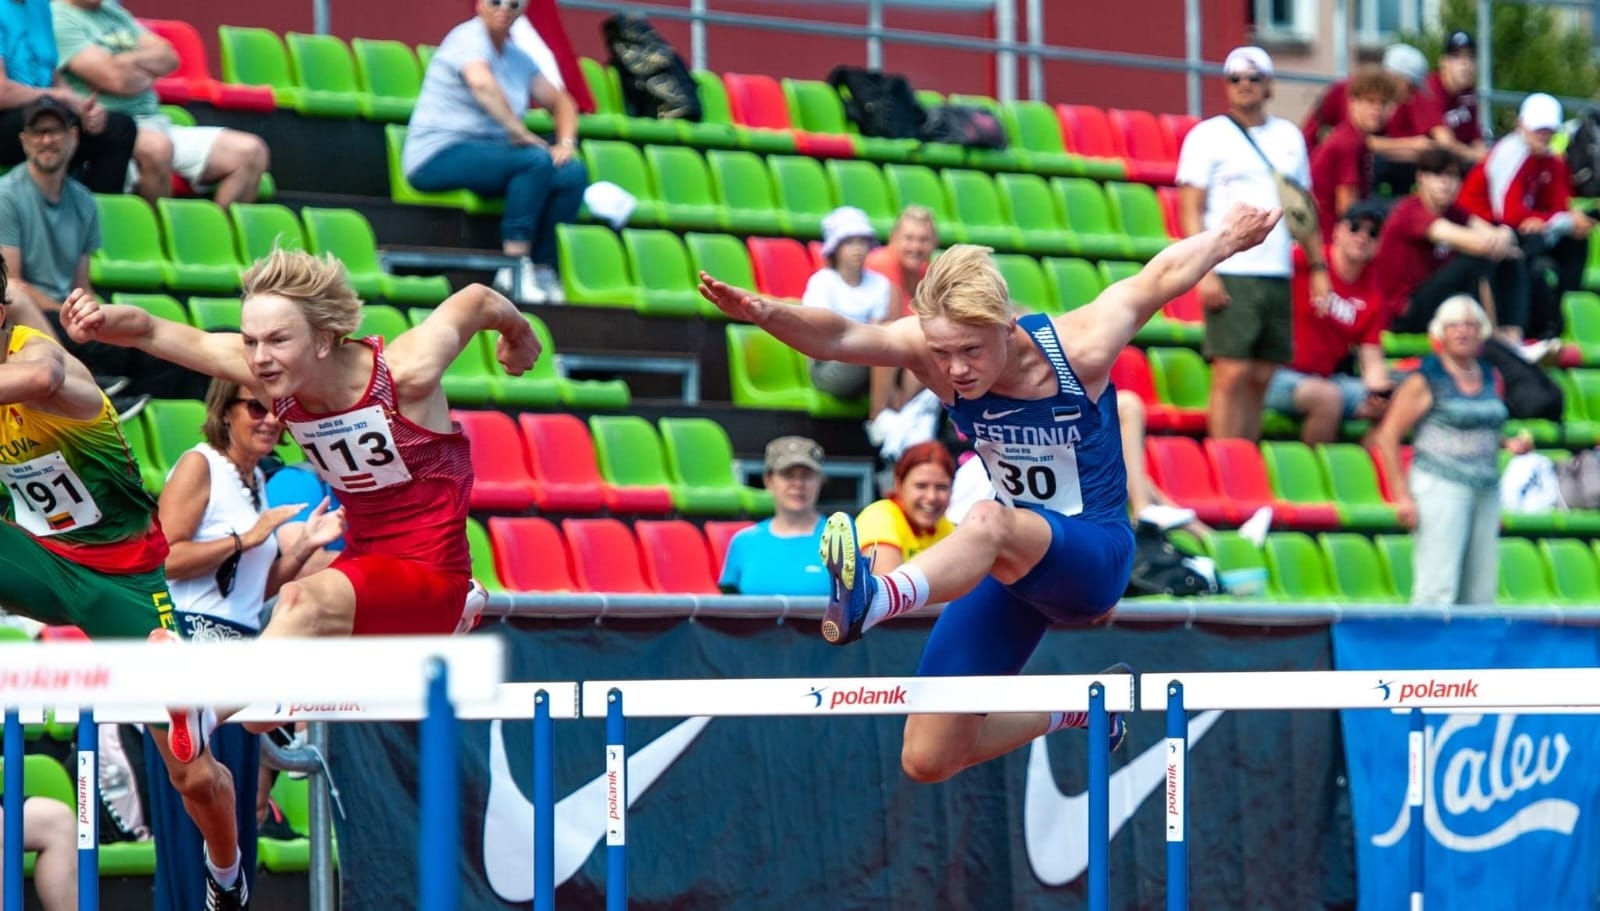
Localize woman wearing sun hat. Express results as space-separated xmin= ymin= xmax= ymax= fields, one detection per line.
xmin=804 ymin=206 xmax=896 ymax=399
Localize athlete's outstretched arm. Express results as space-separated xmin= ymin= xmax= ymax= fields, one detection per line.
xmin=58 ymin=288 xmax=254 ymax=386
xmin=1064 ymin=203 xmax=1281 ymax=379
xmin=385 ymin=283 xmax=539 ymax=397
xmin=699 ymin=271 xmax=921 ymax=369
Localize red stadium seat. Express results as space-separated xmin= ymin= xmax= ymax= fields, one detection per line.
xmin=747 ymin=237 xmax=813 ymax=301
xmin=453 ymin=410 xmax=536 ymax=512
xmin=722 ymin=72 xmax=853 ymax=159
xmin=1205 ymin=439 xmax=1337 ymax=530
xmin=1108 ymin=347 xmax=1186 ymax=433
xmin=1155 ymin=186 xmax=1184 ymax=239
xmin=1369 ymin=444 xmax=1415 ymax=503
xmin=39 ymin=626 xmax=88 ymax=643
xmin=1108 ymin=108 xmax=1177 ymax=184
xmin=561 ymin=518 xmax=653 ymax=593
xmin=1056 ymin=104 xmax=1121 ymax=159
xmin=634 ymin=520 xmax=720 ymax=594
xmin=806 ymin=240 xmax=825 ymax=271
xmin=702 ymin=520 xmax=753 ymax=575
xmin=517 ymin=413 xmax=608 ymax=514
xmin=1144 ymin=436 xmax=1245 ymax=526
xmin=486 ymin=517 xmax=576 ymax=592
xmin=140 ymin=18 xmax=276 ymax=111
xmin=1159 ymin=113 xmax=1201 ymax=155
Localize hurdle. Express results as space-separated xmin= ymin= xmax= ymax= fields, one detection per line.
xmin=1142 ymin=667 xmax=1600 ymax=911
xmin=0 ymin=635 xmax=516 ymax=911
xmin=583 ymin=672 xmax=1135 ymax=911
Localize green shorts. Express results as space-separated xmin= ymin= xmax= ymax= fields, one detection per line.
xmin=0 ymin=521 xmax=174 ymax=640
xmin=1204 ymin=274 xmax=1293 ymax=363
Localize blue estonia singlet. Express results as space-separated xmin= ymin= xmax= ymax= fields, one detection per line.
xmin=942 ymin=314 xmax=1128 ymax=528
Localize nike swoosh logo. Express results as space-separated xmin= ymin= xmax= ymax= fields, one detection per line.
xmin=981 ymin=407 xmax=1025 ymax=420
xmin=482 ymin=716 xmax=712 ymax=900
xmin=1025 ymin=710 xmax=1222 ymax=886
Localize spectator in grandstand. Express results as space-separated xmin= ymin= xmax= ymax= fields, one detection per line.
xmin=1302 ymin=43 xmax=1428 ymax=153
xmin=1458 ymin=93 xmax=1592 ymax=349
xmin=143 ymin=377 xmax=343 ymax=911
xmin=854 ymin=441 xmax=956 ymax=574
xmin=1373 ymin=146 xmax=1526 ymax=339
xmin=866 ymin=205 xmax=939 ymax=318
xmin=1177 ymin=46 xmax=1327 ymax=442
xmin=805 ymin=206 xmax=895 ymax=401
xmin=52 ymin=0 xmax=272 ymax=209
xmin=1370 ymin=295 xmax=1531 ymax=604
xmin=1310 ymin=67 xmax=1401 ymax=236
xmin=0 ymin=0 xmax=134 ymax=193
xmin=0 ymin=798 xmax=76 ymax=911
xmin=1266 ymin=198 xmax=1394 ymax=445
xmin=403 ymin=0 xmax=587 ymax=305
xmin=1409 ymin=31 xmax=1488 ymax=166
xmin=718 ymin=436 xmax=830 ymax=596
xmin=266 ymin=461 xmax=346 ymax=558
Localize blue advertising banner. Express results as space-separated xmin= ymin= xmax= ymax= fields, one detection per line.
xmin=1333 ymin=619 xmax=1600 ymax=911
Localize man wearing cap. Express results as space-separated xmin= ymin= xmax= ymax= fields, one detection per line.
xmin=1177 ymin=46 xmax=1327 ymax=443
xmin=1266 ymin=199 xmax=1394 ymax=445
xmin=1459 ymin=92 xmax=1592 ymax=346
xmin=805 ymin=206 xmax=895 ymax=401
xmin=1310 ymin=66 xmax=1401 ymax=237
xmin=1409 ymin=31 xmax=1488 ymax=165
xmin=0 ymin=0 xmax=134 ymax=193
xmin=1302 ymin=43 xmax=1428 ymax=152
xmin=718 ymin=436 xmax=830 ymax=597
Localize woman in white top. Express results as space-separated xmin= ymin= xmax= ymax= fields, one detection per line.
xmin=142 ymin=378 xmax=343 ymax=911
xmin=805 ymin=206 xmax=897 ymax=399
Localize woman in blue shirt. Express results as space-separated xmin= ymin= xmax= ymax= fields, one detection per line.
xmin=718 ymin=436 xmax=830 ymax=596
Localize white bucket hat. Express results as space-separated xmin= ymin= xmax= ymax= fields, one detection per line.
xmin=820 ymin=206 xmax=877 ymax=258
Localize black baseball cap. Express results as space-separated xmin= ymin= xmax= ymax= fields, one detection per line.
xmin=1444 ymin=31 xmax=1476 ymax=55
xmin=21 ymin=96 xmax=77 ymax=129
xmin=1342 ymin=198 xmax=1389 ymax=227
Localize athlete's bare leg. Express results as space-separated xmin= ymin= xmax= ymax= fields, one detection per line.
xmin=146 ymin=733 xmax=240 ymax=874
xmin=901 ymin=712 xmax=1054 ymax=783
xmin=231 ymin=569 xmax=359 ymax=734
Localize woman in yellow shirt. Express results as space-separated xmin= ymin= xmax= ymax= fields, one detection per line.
xmin=855 ymin=441 xmax=957 ymax=573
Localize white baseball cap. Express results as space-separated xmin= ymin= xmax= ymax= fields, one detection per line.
xmin=820 ymin=206 xmax=877 ymax=258
xmin=1223 ymin=46 xmax=1274 ymax=78
xmin=1382 ymin=44 xmax=1428 ymax=86
xmin=1519 ymin=93 xmax=1563 ymax=132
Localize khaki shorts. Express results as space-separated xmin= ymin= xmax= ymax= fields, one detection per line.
xmin=1204 ymin=274 xmax=1293 ymax=363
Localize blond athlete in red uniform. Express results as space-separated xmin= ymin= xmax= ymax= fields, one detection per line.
xmin=61 ymin=249 xmax=538 ymax=743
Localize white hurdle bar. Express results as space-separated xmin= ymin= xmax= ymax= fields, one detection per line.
xmin=582 ymin=673 xmax=1135 ymax=911
xmin=0 ymin=636 xmax=510 ymax=911
xmin=1139 ymin=667 xmax=1600 ymax=911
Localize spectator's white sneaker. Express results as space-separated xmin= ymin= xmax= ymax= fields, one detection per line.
xmin=493 ymin=266 xmax=516 ymax=296
xmin=535 ymin=265 xmax=566 ymax=304
xmin=1518 ymin=338 xmax=1560 ymax=365
xmin=514 ymin=260 xmax=548 ymax=305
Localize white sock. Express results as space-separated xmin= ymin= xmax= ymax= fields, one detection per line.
xmin=863 ymin=565 xmax=931 ymax=632
xmin=206 ymin=846 xmax=241 ymax=888
xmin=1046 ymin=711 xmax=1089 ymax=734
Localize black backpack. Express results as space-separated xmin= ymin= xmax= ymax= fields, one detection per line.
xmin=920 ymin=104 xmax=1009 ymax=150
xmin=826 ymin=65 xmax=925 ymax=140
xmin=1124 ymin=522 xmax=1218 ymax=598
xmin=601 ymin=13 xmax=701 ymax=122
xmin=1478 ymin=338 xmax=1563 ymax=422
xmin=1565 ymin=107 xmax=1600 ymax=198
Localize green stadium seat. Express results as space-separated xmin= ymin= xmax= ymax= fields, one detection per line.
xmin=767 ymin=155 xmax=836 ymax=240
xmin=1319 ymin=532 xmax=1399 ymax=601
xmin=1541 ymin=538 xmax=1600 ymax=602
xmin=1145 ymin=347 xmax=1211 ymax=416
xmin=301 ymin=207 xmax=451 ymax=303
xmin=384 ymin=125 xmax=503 ymax=215
xmin=284 ymin=32 xmax=364 ymax=118
xmin=582 ymin=59 xmax=679 ymax=145
xmin=706 ymin=149 xmax=790 ymax=235
xmin=100 ymin=382 xmax=163 ymax=490
xmin=218 ymin=26 xmax=301 ymax=107
xmin=685 ymin=232 xmax=754 ymax=320
xmin=1259 ymin=441 xmax=1341 ymax=530
xmin=644 ymin=145 xmax=722 ymax=231
xmin=589 ymin=415 xmax=679 ymax=506
xmin=946 ymin=94 xmax=1025 ymax=172
xmin=1263 ymin=531 xmax=1338 ymax=601
xmin=1373 ymin=534 xmax=1413 ymax=601
xmin=415 ymin=43 xmax=436 ymax=69
xmin=156 ymin=198 xmax=242 ymax=292
xmin=143 ymin=398 xmax=208 ymax=473
xmin=92 ymin=194 xmax=172 ymax=289
xmin=355 ymin=303 xmax=410 ymax=341
xmin=883 ymin=163 xmax=963 ymax=243
xmin=510 ymin=313 xmax=630 ymax=410
xmin=1090 ymin=257 xmax=1196 ymax=346
xmin=685 ymin=71 xmax=748 ymax=150
xmin=996 ymin=172 xmax=1074 ymax=256
xmin=466 ymin=517 xmax=507 ymax=593
xmin=825 ymin=159 xmax=897 ymax=238
xmin=786 ymin=77 xmax=914 ymax=163
xmin=1104 ymin=181 xmax=1173 ymax=260
xmin=576 ymin=57 xmax=628 ymax=140
xmin=1000 ymin=100 xmax=1084 ymax=177
xmin=1561 ymin=291 xmax=1600 ymax=363
xmin=657 ymin=417 xmax=751 ymax=516
xmin=405 ymin=312 xmax=492 ymax=406
xmin=351 ymin=38 xmax=421 ymax=121
xmin=160 ymin=104 xmax=195 ymax=127
xmin=258 ymin=774 xmax=310 ymax=872
xmin=622 ymin=229 xmax=701 ymax=317
xmin=580 ymin=139 xmax=663 ymax=226
xmin=1205 ymin=533 xmax=1268 ymax=596
xmin=992 ymin=254 xmax=1054 ymax=315
xmin=726 ymin=324 xmax=811 ymax=410
xmin=189 ymin=296 xmax=242 ymax=331
xmin=230 ymin=202 xmax=307 ymax=263
xmin=555 ymin=224 xmax=642 ymax=308
xmin=1315 ymin=443 xmax=1402 ymax=530
xmin=1498 ymin=537 xmax=1560 ymax=605
xmin=942 ymin=169 xmax=1022 ymax=250
xmin=1041 ymin=257 xmax=1104 ymax=312
xmin=1052 ymin=178 xmax=1130 ymax=260
xmin=1550 ymin=369 xmax=1599 ymax=447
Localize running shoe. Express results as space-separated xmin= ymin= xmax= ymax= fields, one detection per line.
xmin=149 ymin=628 xmax=214 ymax=764
xmin=1101 ymin=662 xmax=1135 ymax=753
xmin=819 ymin=511 xmax=876 ymax=645
xmin=205 ymin=866 xmax=250 ymax=911
xmin=456 ymin=578 xmax=488 ymax=634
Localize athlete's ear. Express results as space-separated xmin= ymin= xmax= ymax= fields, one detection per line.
xmin=315 ymin=330 xmax=334 ymax=358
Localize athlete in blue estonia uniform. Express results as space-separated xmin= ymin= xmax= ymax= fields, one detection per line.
xmin=699 ymin=202 xmax=1281 ymax=783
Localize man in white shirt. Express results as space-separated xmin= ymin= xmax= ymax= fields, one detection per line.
xmin=1177 ymin=46 xmax=1328 ymax=442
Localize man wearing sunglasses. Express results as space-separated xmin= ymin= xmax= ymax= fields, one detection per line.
xmin=1265 ymin=199 xmax=1395 ymax=445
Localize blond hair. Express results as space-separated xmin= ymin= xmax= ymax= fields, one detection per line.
xmin=240 ymin=248 xmax=362 ymax=338
xmin=910 ymin=244 xmax=1013 ymax=327
xmin=1428 ymin=294 xmax=1493 ymax=342
xmin=892 ymin=205 xmax=937 ymax=240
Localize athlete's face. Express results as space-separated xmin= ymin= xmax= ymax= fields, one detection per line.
xmin=225 ymin=390 xmax=281 ymax=459
xmin=240 ymin=294 xmax=324 ymax=399
xmin=895 ymin=462 xmax=952 ymax=533
xmin=922 ymin=316 xmax=1011 ymax=398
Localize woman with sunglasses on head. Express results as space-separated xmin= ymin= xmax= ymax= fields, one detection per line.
xmin=143 ymin=377 xmax=343 ymax=911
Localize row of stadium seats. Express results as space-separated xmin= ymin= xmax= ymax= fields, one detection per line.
xmin=483 ymin=516 xmax=749 ymax=594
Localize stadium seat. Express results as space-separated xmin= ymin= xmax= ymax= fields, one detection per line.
xmin=301 ymin=207 xmax=450 ymax=303
xmin=1107 ymin=107 xmax=1178 ymax=184
xmin=685 ymin=232 xmax=756 ymax=319
xmin=351 ymin=38 xmax=421 ymax=121
xmin=141 ymin=18 xmax=274 ymax=111
xmin=516 ymin=413 xmax=608 ymax=513
xmin=143 ymin=398 xmax=208 ymax=473
xmin=946 ymin=93 xmax=1026 ymax=172
xmin=1054 ymin=104 xmax=1128 ymax=180
xmin=588 ymin=415 xmax=681 ymax=515
xmin=284 ymin=32 xmax=364 ymax=118
xmin=156 ymin=198 xmax=242 ymax=292
xmin=1368 ymin=444 xmax=1413 ymax=503
xmin=1160 ymin=113 xmax=1201 ymax=152
xmin=489 ymin=312 xmax=593 ymax=409
xmin=1319 ymin=533 xmax=1399 ymax=601
xmin=996 ymin=172 xmax=1073 ymax=256
xmin=487 ymin=517 xmax=576 ymax=591
xmin=1258 ymin=441 xmax=1343 ymax=531
xmin=92 ymin=194 xmax=171 ymax=289
xmin=942 ymin=169 xmax=1021 ymax=249
xmin=579 ymin=139 xmax=662 ymax=226
xmin=767 ymin=155 xmax=837 ymax=239
xmin=465 ymin=517 xmax=506 ymax=593
xmin=218 ymin=26 xmax=301 ymax=107
xmin=353 ymin=304 xmax=408 ymax=342
xmin=634 ymin=520 xmax=721 ymax=594
xmin=1204 ymin=438 xmax=1296 ymax=526
xmin=562 ymin=518 xmax=654 ymax=593
xmin=883 ymin=163 xmax=963 ymax=243
xmin=1103 ymin=181 xmax=1173 ymax=260
xmin=726 ymin=324 xmax=811 ymax=410
xmin=747 ymin=237 xmax=813 ymax=301
xmin=188 ymin=296 xmax=241 ymax=331
xmin=1206 ymin=533 xmax=1268 ymax=591
xmin=702 ymin=520 xmax=754 ymax=575
xmin=111 ymin=292 xmax=188 ymax=326
xmin=644 ymin=145 xmax=723 ymax=232
xmin=992 ymin=254 xmax=1053 ymax=314
xmin=622 ymin=229 xmax=702 ymax=317
xmin=658 ymin=416 xmax=772 ymax=516
xmin=671 ymin=70 xmax=741 ymax=149
xmin=574 ymin=57 xmax=628 ymax=141
xmin=1155 ymin=185 xmax=1185 ymax=239
xmin=1263 ymin=532 xmax=1338 ymax=601
xmin=1144 ymin=435 xmax=1243 ymax=526
xmin=1316 ymin=443 xmax=1402 ymax=530
xmin=826 ymin=159 xmax=898 ymax=238
xmin=1541 ymin=538 xmax=1600 ymax=602
xmin=1042 ymin=257 xmax=1105 ymax=313
xmin=384 ymin=125 xmax=503 ymax=215
xmin=1052 ymin=178 xmax=1129 ymax=261
xmin=432 ymin=326 xmax=495 ymax=406
xmin=1143 ymin=347 xmax=1210 ymax=433
xmin=555 ymin=224 xmax=643 ymax=308
xmin=1499 ymin=537 xmax=1560 ymax=605
xmin=706 ymin=149 xmax=790 ymax=235
xmin=453 ymin=409 xmax=537 ymax=512
xmin=230 ymin=202 xmax=307 ymax=264
xmin=1108 ymin=347 xmax=1166 ymax=424
xmin=1373 ymin=534 xmax=1413 ymax=600
xmin=727 ymin=72 xmax=851 ymax=156
xmin=1000 ymin=100 xmax=1087 ymax=177
xmin=101 ymin=386 xmax=164 ymax=490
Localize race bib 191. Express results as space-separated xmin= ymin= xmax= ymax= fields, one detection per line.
xmin=976 ymin=439 xmax=1085 ymax=516
xmin=0 ymin=450 xmax=103 ymax=536
xmin=287 ymin=404 xmax=414 ymax=493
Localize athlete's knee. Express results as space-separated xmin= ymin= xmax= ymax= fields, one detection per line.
xmin=165 ymin=754 xmax=230 ymax=802
xmin=958 ymin=500 xmax=1013 ymax=549
xmin=900 ymin=737 xmax=961 ymax=784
